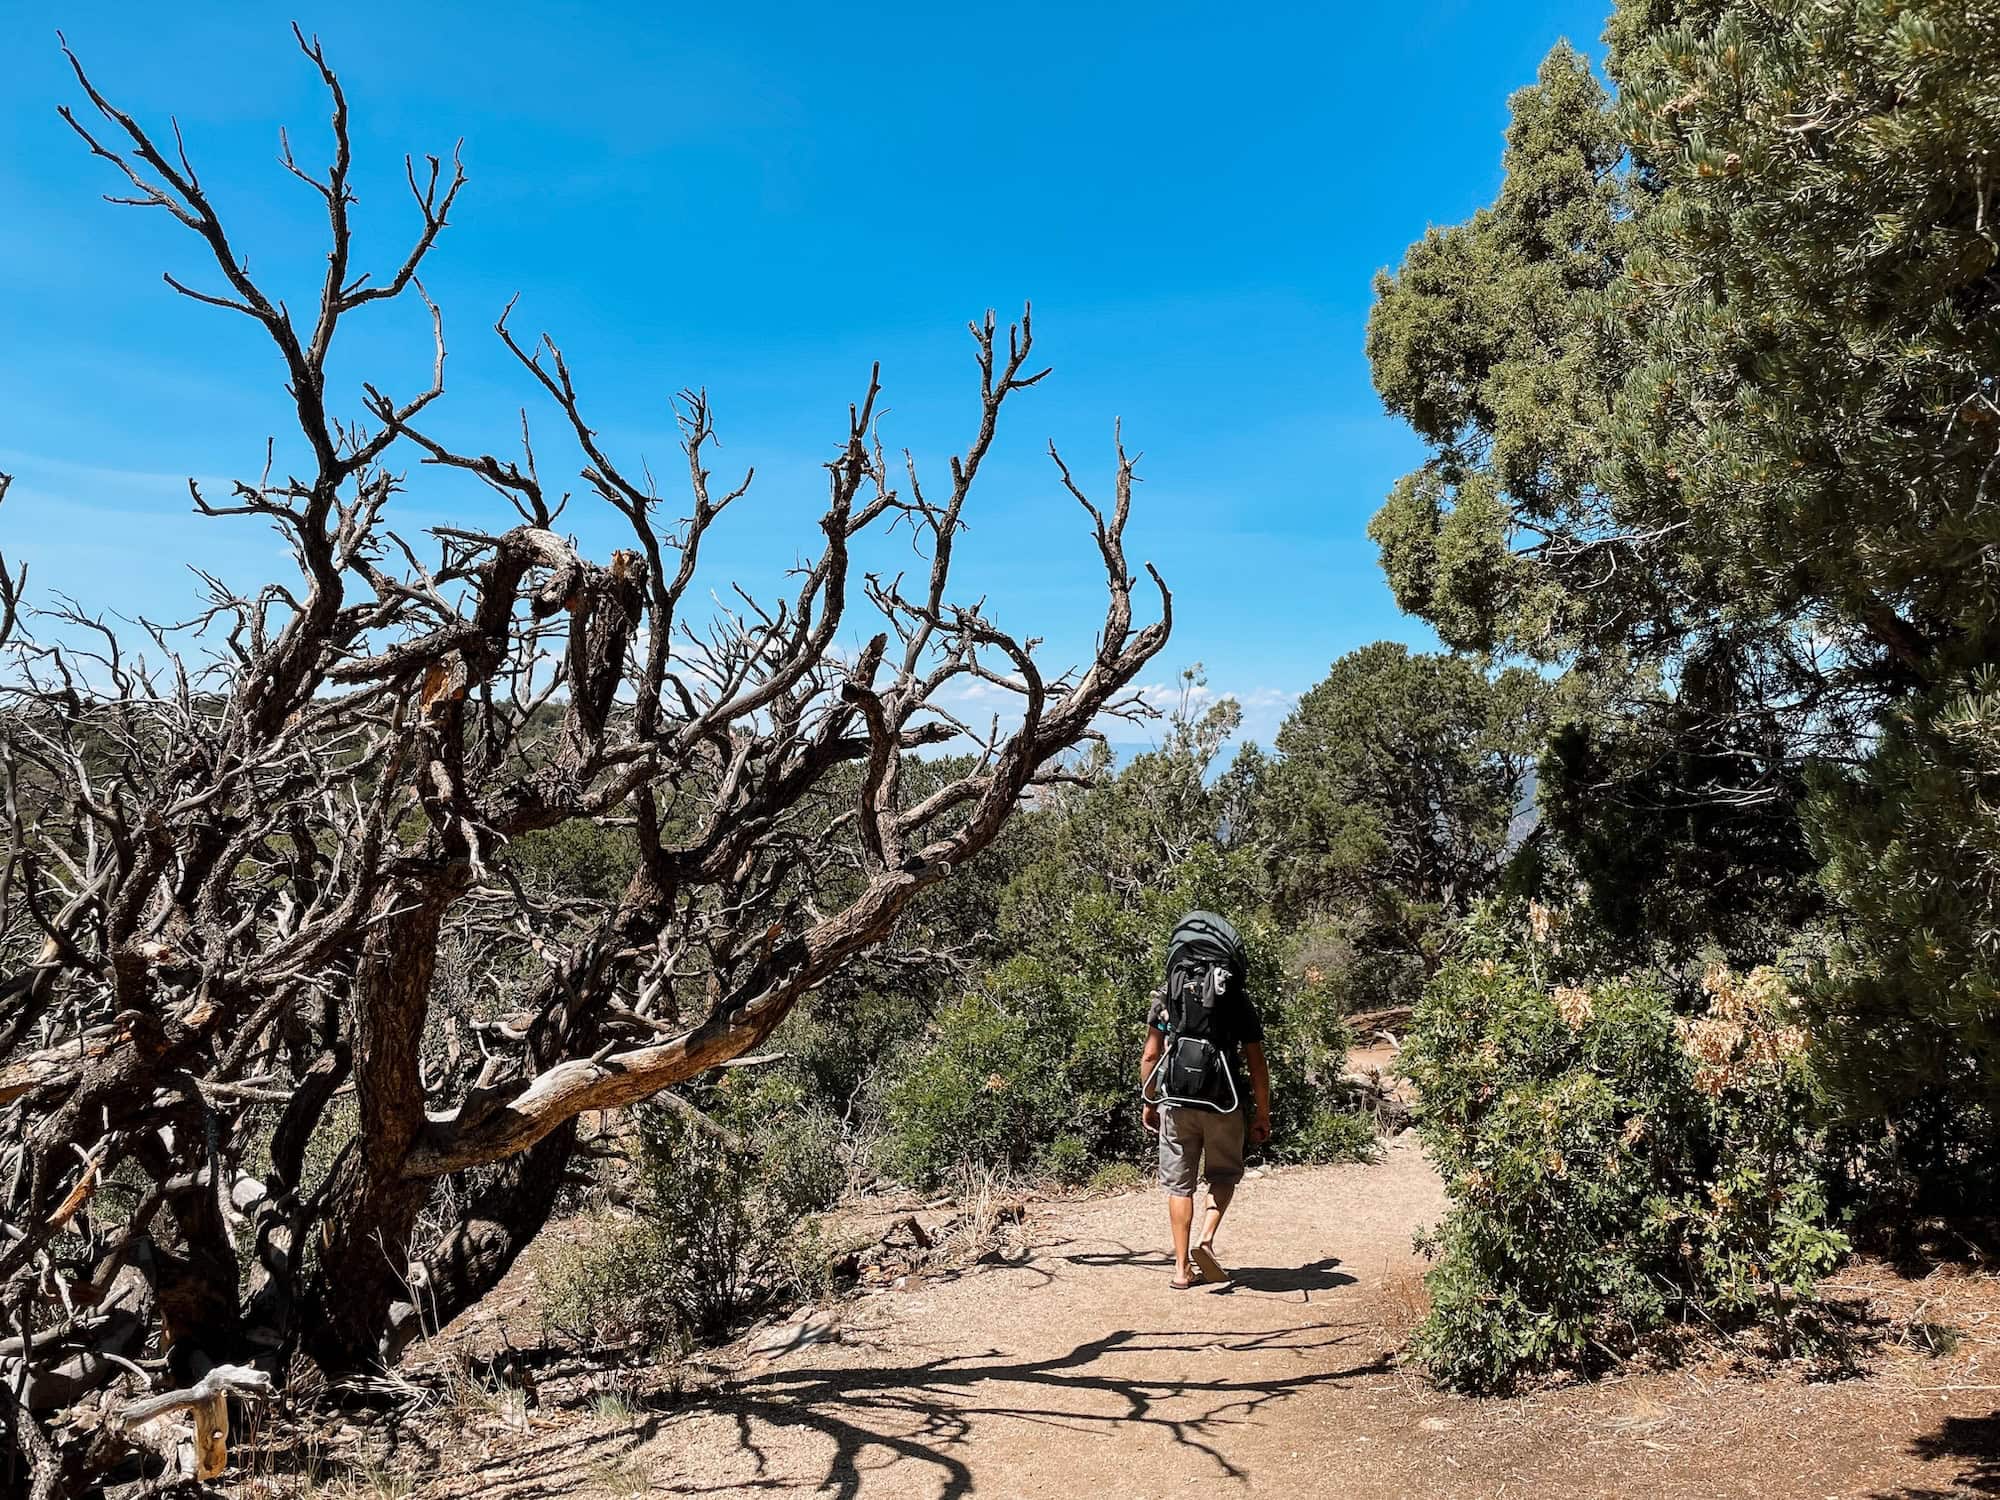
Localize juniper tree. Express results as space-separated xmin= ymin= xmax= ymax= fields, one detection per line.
xmin=1252 ymin=644 xmax=1549 ymax=1005
xmin=1363 ymin=43 xmax=1811 ymax=956
xmin=1370 ymin=1 xmax=2000 ymax=1147
xmin=1611 ymin=0 xmax=2000 ymax=1144
xmin=1365 ymin=44 xmax=1642 ymax=665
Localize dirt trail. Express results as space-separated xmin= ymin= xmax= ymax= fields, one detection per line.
xmin=432 ymin=1138 xmax=2000 ymax=1499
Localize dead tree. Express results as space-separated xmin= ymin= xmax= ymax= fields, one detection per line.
xmin=0 ymin=30 xmax=1169 ymax=1496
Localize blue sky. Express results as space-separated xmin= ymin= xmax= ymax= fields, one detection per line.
xmin=0 ymin=2 xmax=1607 ymax=747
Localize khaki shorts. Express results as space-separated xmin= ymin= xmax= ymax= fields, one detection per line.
xmin=1157 ymin=1103 xmax=1247 ymax=1198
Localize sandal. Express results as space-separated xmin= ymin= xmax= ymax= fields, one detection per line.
xmin=1169 ymin=1271 xmax=1202 ymax=1290
xmin=1191 ymin=1245 xmax=1227 ymax=1284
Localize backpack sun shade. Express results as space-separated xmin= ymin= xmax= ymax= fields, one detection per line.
xmin=1142 ymin=910 xmax=1248 ymax=1115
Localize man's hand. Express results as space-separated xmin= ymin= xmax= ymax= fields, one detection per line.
xmin=1139 ymin=1027 xmax=1164 ymax=1134
xmin=1245 ymin=1041 xmax=1272 ymax=1147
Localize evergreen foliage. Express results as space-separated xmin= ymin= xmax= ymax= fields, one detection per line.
xmin=1608 ymin=0 xmax=2000 ymax=1124
xmin=1371 ymin=0 xmax=2000 ymax=1127
xmin=879 ymin=683 xmax=1396 ymax=1186
xmin=1366 ymin=45 xmax=1645 ymax=663
xmin=1370 ymin=0 xmax=2000 ymax=1383
xmin=1611 ymin=0 xmax=2000 ymax=664
xmin=1255 ymin=643 xmax=1549 ymax=1002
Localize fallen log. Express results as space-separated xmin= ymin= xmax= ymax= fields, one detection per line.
xmin=1344 ymin=1005 xmax=1412 ymax=1042
xmin=1337 ymin=1067 xmax=1414 ymax=1132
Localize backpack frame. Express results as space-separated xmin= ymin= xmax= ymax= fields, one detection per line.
xmin=1142 ymin=911 xmax=1248 ymax=1115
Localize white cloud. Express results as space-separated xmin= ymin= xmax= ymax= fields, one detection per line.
xmin=1117 ymin=680 xmax=1300 ymax=754
xmin=1131 ymin=677 xmax=1216 ymax=717
xmin=1230 ymin=686 xmax=1301 ymax=747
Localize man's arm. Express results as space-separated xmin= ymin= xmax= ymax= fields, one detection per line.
xmin=1245 ymin=1041 xmax=1272 ymax=1144
xmin=1139 ymin=1026 xmax=1164 ymax=1087
xmin=1140 ymin=1026 xmax=1164 ymax=1131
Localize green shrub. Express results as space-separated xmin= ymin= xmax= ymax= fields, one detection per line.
xmin=883 ymin=858 xmax=1376 ymax=1184
xmin=506 ymin=820 xmax=638 ymax=904
xmin=541 ymin=1213 xmax=686 ymax=1351
xmin=1035 ymin=1133 xmax=1089 ymax=1182
xmin=882 ymin=947 xmax=1128 ymax=1185
xmin=1086 ymin=1160 xmax=1147 ymax=1193
xmin=1260 ymin=951 xmax=1370 ymax=1165
xmin=543 ymin=1091 xmax=844 ymax=1348
xmin=1402 ymin=939 xmax=1848 ymax=1392
xmin=714 ymin=1072 xmax=849 ymax=1213
xmin=1278 ymin=1104 xmax=1378 ymax=1166
xmin=882 ymin=873 xmax=1207 ymax=1186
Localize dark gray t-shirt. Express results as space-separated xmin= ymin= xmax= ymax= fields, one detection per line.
xmin=1147 ymin=985 xmax=1264 ymax=1089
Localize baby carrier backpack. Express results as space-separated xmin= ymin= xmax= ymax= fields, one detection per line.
xmin=1143 ymin=910 xmax=1248 ymax=1114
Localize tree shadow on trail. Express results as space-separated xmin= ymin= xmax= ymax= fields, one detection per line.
xmin=1210 ymin=1257 xmax=1356 ymax=1296
xmin=711 ymin=1323 xmax=1392 ymax=1499
xmin=1874 ymin=1410 xmax=2000 ymax=1497
xmin=445 ymin=1322 xmax=1390 ymax=1499
xmin=1060 ymin=1242 xmax=1360 ymax=1298
xmin=1059 ymin=1241 xmax=1171 ymax=1270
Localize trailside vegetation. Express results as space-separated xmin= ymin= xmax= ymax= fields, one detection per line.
xmin=1371 ymin=0 xmax=2000 ymax=1388
xmin=1404 ymin=913 xmax=1846 ymax=1393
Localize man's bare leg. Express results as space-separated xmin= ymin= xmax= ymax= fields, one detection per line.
xmin=1169 ymin=1192 xmax=1197 ymax=1283
xmin=1200 ymin=1181 xmax=1236 ymax=1251
xmin=1191 ymin=1182 xmax=1236 ymax=1280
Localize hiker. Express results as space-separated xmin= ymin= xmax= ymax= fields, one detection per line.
xmin=1139 ymin=910 xmax=1271 ymax=1289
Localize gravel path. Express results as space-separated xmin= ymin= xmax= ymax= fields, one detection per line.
xmin=428 ymin=1136 xmax=2000 ymax=1499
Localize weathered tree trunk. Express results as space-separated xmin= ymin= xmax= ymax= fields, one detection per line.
xmin=389 ymin=873 xmax=668 ymax=1352
xmin=150 ymin=1201 xmax=245 ymax=1383
xmin=389 ymin=1121 xmax=578 ymax=1360
xmin=301 ymin=880 xmax=452 ymax=1372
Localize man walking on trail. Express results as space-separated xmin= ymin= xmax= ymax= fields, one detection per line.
xmin=1140 ymin=910 xmax=1272 ymax=1290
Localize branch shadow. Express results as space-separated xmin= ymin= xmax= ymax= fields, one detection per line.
xmin=909 ymin=1245 xmax=1057 ymax=1292
xmin=1873 ymin=1410 xmax=2000 ymax=1498
xmin=1209 ymin=1257 xmax=1355 ymax=1296
xmin=702 ymin=1322 xmax=1387 ymax=1499
xmin=446 ymin=1322 xmax=1389 ymax=1499
xmin=1058 ymin=1241 xmax=1170 ymax=1270
xmin=1059 ymin=1242 xmax=1359 ymax=1300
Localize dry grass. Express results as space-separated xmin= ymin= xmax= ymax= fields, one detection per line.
xmin=588 ymin=1457 xmax=652 ymax=1498
xmin=932 ymin=1160 xmax=1031 ymax=1269
xmin=282 ymin=1454 xmax=419 ymax=1500
xmin=433 ymin=1352 xmax=530 ymax=1434
xmin=589 ymin=1374 xmax=642 ymax=1424
xmin=953 ymin=1161 xmax=1008 ymax=1256
xmin=1380 ymin=1263 xmax=1432 ymax=1336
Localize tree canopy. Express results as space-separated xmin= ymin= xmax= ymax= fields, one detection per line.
xmin=1368 ymin=0 xmax=2000 ymax=1152
xmin=1257 ymin=644 xmax=1547 ymax=984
